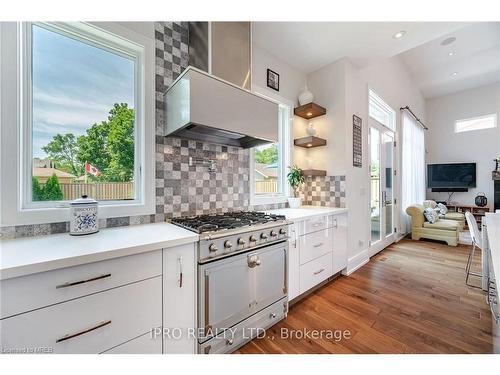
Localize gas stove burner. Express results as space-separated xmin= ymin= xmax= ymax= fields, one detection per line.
xmin=171 ymin=211 xmax=286 ymax=233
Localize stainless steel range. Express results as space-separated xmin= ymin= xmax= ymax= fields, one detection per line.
xmin=171 ymin=211 xmax=290 ymax=354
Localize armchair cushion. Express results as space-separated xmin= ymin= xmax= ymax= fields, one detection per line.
xmin=423 ymin=220 xmax=459 ymax=231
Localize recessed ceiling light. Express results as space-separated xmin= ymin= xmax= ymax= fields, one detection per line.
xmin=441 ymin=37 xmax=456 ymax=46
xmin=448 ymin=51 xmax=455 ymax=56
xmin=451 ymin=72 xmax=458 ymax=77
xmin=393 ymin=31 xmax=406 ymax=39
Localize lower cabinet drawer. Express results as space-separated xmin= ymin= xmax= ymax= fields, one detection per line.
xmin=299 ymin=252 xmax=333 ymax=294
xmin=199 ymin=298 xmax=287 ymax=354
xmin=101 ymin=332 xmax=162 ymax=354
xmin=1 ymin=250 xmax=162 ymax=319
xmin=299 ymin=228 xmax=333 ymax=265
xmin=0 ymin=277 xmax=162 ymax=354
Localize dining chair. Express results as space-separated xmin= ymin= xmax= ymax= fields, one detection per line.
xmin=465 ymin=211 xmax=482 ymax=287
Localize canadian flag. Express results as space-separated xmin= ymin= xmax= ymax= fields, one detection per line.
xmin=85 ymin=162 xmax=101 ymax=177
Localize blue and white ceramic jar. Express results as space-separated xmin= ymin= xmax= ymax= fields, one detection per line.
xmin=69 ymin=195 xmax=99 ymax=236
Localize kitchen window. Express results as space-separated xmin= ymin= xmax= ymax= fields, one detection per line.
xmin=0 ymin=22 xmax=155 ymax=226
xmin=455 ymin=114 xmax=497 ymax=133
xmin=250 ymin=103 xmax=292 ymax=205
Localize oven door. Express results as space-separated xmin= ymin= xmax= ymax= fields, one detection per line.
xmin=198 ymin=241 xmax=287 ymax=342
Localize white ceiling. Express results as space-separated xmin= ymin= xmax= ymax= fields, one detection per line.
xmin=399 ymin=22 xmax=500 ymax=98
xmin=252 ymin=22 xmax=468 ymax=73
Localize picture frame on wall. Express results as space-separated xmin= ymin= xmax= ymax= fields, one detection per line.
xmin=353 ymin=114 xmax=362 ymax=168
xmin=267 ymin=69 xmax=280 ymax=91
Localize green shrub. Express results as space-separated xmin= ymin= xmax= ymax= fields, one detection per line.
xmin=32 ymin=177 xmax=44 ymax=201
xmin=42 ymin=174 xmax=64 ymax=201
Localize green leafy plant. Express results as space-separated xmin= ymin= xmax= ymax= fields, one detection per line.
xmin=42 ymin=174 xmax=64 ymax=201
xmin=287 ymin=165 xmax=305 ymax=198
xmin=32 ymin=177 xmax=44 ymax=201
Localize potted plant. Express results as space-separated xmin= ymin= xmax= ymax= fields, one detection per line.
xmin=287 ymin=165 xmax=305 ymax=208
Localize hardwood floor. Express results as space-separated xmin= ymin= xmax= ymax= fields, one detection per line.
xmin=236 ymin=239 xmax=494 ymax=354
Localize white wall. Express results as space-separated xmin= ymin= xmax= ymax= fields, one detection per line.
xmin=305 ymin=55 xmax=426 ymax=273
xmin=252 ymin=44 xmax=306 ymax=105
xmin=426 ymin=83 xmax=500 ymax=210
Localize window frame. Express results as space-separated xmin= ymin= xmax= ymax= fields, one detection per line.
xmin=369 ymin=88 xmax=396 ymax=131
xmin=0 ymin=22 xmax=155 ymax=226
xmin=454 ymin=113 xmax=497 ymax=133
xmin=249 ymin=87 xmax=292 ymax=206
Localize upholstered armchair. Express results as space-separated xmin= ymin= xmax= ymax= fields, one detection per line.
xmin=423 ymin=200 xmax=465 ymax=230
xmin=406 ymin=204 xmax=460 ymax=246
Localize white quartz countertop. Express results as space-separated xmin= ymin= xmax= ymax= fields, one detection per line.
xmin=0 ymin=222 xmax=198 ymax=280
xmin=486 ymin=212 xmax=500 ymax=279
xmin=266 ymin=206 xmax=348 ymax=221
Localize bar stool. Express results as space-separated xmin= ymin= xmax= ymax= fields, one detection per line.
xmin=465 ymin=211 xmax=482 ymax=287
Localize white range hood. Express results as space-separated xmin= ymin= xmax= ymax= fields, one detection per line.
xmin=165 ymin=66 xmax=279 ymax=148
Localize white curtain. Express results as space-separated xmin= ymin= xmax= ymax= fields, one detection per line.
xmin=401 ymin=111 xmax=426 ymax=234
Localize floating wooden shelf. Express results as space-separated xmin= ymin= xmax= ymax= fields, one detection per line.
xmin=294 ymin=136 xmax=327 ymax=148
xmin=294 ymin=102 xmax=326 ymax=119
xmin=302 ymin=169 xmax=327 ymax=177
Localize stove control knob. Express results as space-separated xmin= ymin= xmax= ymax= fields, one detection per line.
xmin=209 ymin=244 xmax=218 ymax=252
xmin=261 ymin=233 xmax=268 ymax=239
xmin=270 ymin=230 xmax=278 ymax=237
xmin=237 ymin=238 xmax=246 ymax=245
xmin=249 ymin=235 xmax=257 ymax=242
xmin=279 ymin=228 xmax=287 ymax=235
xmin=224 ymin=240 xmax=233 ymax=249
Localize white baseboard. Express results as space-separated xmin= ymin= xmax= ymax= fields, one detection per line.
xmin=344 ymin=249 xmax=370 ymax=275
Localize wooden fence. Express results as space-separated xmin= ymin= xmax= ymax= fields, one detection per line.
xmin=53 ymin=182 xmax=134 ymax=201
xmin=255 ymin=180 xmax=278 ymax=194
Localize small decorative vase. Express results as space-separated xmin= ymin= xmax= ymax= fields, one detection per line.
xmin=70 ymin=195 xmax=99 ymax=236
xmin=306 ymin=122 xmax=317 ymax=136
xmin=298 ymin=84 xmax=314 ymax=105
xmin=288 ymin=197 xmax=301 ymax=209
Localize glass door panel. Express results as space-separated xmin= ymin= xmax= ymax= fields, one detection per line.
xmin=383 ymin=132 xmax=394 ymax=237
xmin=370 ymin=127 xmax=381 ymax=244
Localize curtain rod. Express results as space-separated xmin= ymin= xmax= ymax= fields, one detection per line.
xmin=400 ymin=106 xmax=428 ymax=130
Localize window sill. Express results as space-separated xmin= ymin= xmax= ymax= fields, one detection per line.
xmin=250 ymin=195 xmax=289 ymax=207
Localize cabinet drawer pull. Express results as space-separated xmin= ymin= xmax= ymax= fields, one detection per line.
xmin=56 ymin=273 xmax=111 ymax=289
xmin=56 ymin=320 xmax=111 ymax=343
xmin=178 ymin=256 xmax=183 ymax=288
xmin=312 ymin=222 xmax=322 ymax=227
xmin=313 ymin=242 xmax=324 ymax=248
xmin=313 ymin=268 xmax=325 ymax=275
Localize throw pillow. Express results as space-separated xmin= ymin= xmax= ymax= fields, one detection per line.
xmin=424 ymin=207 xmax=439 ymax=223
xmin=437 ymin=203 xmax=448 ymax=215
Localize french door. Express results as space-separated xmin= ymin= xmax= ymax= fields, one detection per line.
xmin=369 ymin=119 xmax=396 ymax=256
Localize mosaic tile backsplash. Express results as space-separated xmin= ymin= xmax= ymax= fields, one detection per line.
xmin=0 ymin=21 xmax=345 ymax=239
xmin=302 ymin=176 xmax=347 ymax=208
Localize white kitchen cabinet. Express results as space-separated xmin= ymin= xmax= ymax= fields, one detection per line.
xmin=299 ymin=228 xmax=334 ymax=265
xmin=0 ymin=277 xmax=162 ymax=354
xmin=1 ymin=250 xmax=162 ymax=319
xmin=299 ymin=252 xmax=333 ymax=294
xmin=102 ymin=332 xmax=162 ymax=354
xmin=332 ymin=213 xmax=348 ymax=275
xmin=162 ymin=243 xmax=197 ymax=354
xmin=287 ymin=223 xmax=300 ymax=300
xmin=286 ymin=212 xmax=348 ymax=301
